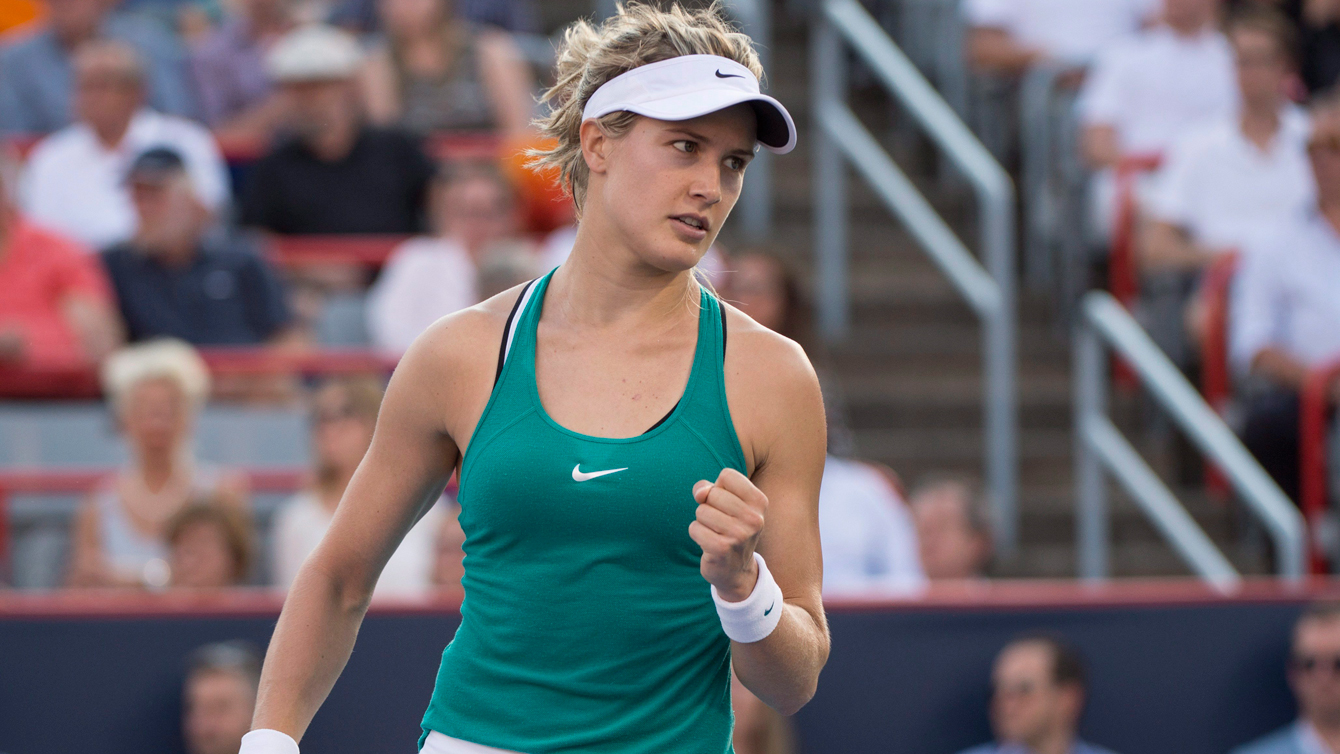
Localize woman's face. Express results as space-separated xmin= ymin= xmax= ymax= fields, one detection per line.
xmin=170 ymin=521 xmax=238 ymax=589
xmin=724 ymin=254 xmax=786 ymax=332
xmin=378 ymin=0 xmax=446 ymax=37
xmin=311 ymin=387 xmax=376 ymax=474
xmin=122 ymin=377 xmax=191 ymax=454
xmin=590 ymin=105 xmax=757 ymax=273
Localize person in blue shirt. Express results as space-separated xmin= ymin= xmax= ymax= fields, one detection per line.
xmin=1232 ymin=602 xmax=1340 ymax=754
xmin=958 ymin=635 xmax=1122 ymax=754
xmin=0 ymin=0 xmax=197 ymax=135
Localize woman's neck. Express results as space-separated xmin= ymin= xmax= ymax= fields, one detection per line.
xmin=135 ymin=446 xmax=182 ymax=492
xmin=551 ymin=218 xmax=699 ymax=331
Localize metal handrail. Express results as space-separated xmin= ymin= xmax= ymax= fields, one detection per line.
xmin=1075 ymin=291 xmax=1306 ymax=584
xmin=813 ymin=0 xmax=1019 ymax=553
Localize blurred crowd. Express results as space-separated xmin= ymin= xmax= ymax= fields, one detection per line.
xmin=0 ymin=0 xmax=1338 ymax=752
xmin=964 ymin=0 xmax=1340 ymax=521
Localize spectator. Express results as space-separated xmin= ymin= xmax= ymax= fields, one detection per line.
xmin=68 ymin=340 xmax=248 ymax=588
xmin=0 ymin=152 xmax=123 ymax=370
xmin=271 ymin=377 xmax=444 ymax=598
xmin=330 ymin=0 xmax=540 ymax=36
xmin=191 ymin=0 xmax=297 ymax=143
xmin=360 ymin=0 xmax=535 ymax=136
xmin=239 ymin=24 xmax=435 ymax=235
xmin=0 ymin=0 xmax=196 ymax=135
xmin=19 ymin=40 xmax=229 ymax=251
xmin=964 ymin=0 xmax=1158 ymax=76
xmin=722 ymin=250 xmax=924 ymax=596
xmin=183 ymin=641 xmax=261 ymax=754
xmin=101 ymin=148 xmax=295 ymax=347
xmin=1230 ymin=99 xmax=1340 ymax=502
xmin=166 ymin=498 xmax=255 ymax=588
xmin=1232 ymin=601 xmax=1340 ymax=754
xmin=1077 ymin=0 xmax=1237 ymax=234
xmin=1297 ymin=0 xmax=1340 ymax=94
xmin=366 ymin=160 xmax=521 ymax=354
xmin=911 ymin=477 xmax=994 ymax=581
xmin=958 ymin=635 xmax=1119 ymax=754
xmin=1140 ymin=5 xmax=1313 ymax=364
xmin=475 ymin=238 xmax=540 ymax=299
xmin=1143 ymin=6 xmax=1313 ymax=273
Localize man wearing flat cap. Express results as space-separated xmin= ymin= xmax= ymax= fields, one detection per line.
xmin=239 ymin=25 xmax=435 ymax=235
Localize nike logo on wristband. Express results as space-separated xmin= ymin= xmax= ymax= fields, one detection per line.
xmin=572 ymin=464 xmax=628 ymax=482
xmin=715 ymin=69 xmax=745 ymax=79
xmin=763 ymin=601 xmax=775 ymax=616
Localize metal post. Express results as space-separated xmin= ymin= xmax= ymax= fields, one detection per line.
xmin=813 ymin=16 xmax=849 ymax=340
xmin=1075 ymin=319 xmax=1109 ymax=580
xmin=730 ymin=0 xmax=774 ymax=241
xmin=982 ymin=183 xmax=1018 ymax=557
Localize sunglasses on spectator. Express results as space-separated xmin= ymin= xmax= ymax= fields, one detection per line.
xmin=1293 ymin=654 xmax=1340 ymax=675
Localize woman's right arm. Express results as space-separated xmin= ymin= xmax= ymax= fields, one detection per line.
xmin=249 ymin=310 xmax=492 ymax=743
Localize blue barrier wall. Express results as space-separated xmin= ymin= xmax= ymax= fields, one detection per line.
xmin=0 ymin=590 xmax=1308 ymax=754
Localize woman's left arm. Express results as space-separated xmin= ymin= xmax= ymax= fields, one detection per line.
xmin=693 ymin=324 xmax=829 ymax=715
xmin=476 ymin=30 xmax=537 ymax=136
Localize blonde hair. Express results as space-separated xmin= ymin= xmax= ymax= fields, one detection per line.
xmin=101 ymin=339 xmax=211 ymax=416
xmin=529 ymin=2 xmax=763 ymax=213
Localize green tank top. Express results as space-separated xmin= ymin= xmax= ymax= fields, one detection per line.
xmin=420 ymin=270 xmax=748 ymax=753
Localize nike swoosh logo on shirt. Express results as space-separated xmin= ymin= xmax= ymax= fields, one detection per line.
xmin=763 ymin=601 xmax=775 ymax=616
xmin=572 ymin=464 xmax=629 ymax=482
xmin=715 ymin=69 xmax=745 ymax=79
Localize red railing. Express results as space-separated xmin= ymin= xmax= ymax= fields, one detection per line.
xmin=265 ymin=234 xmax=410 ymax=268
xmin=0 ymin=467 xmax=308 ymax=580
xmin=1301 ymin=361 xmax=1340 ymax=574
xmin=1198 ymin=253 xmax=1240 ymax=497
xmin=0 ymin=348 xmax=399 ymax=399
xmin=1108 ymin=153 xmax=1163 ymax=307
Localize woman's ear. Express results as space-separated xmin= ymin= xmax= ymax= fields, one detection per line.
xmin=580 ymin=119 xmax=610 ymax=175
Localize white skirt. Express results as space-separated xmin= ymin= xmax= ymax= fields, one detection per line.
xmin=421 ymin=731 xmax=523 ymax=754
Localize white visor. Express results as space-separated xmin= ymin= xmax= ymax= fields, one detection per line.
xmin=581 ymin=54 xmax=796 ymax=154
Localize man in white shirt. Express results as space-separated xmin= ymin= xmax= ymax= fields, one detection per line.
xmin=1230 ymin=602 xmax=1340 ymax=754
xmin=1230 ymin=103 xmax=1340 ymax=500
xmin=19 ymin=40 xmax=228 ymax=251
xmin=817 ymin=456 xmax=926 ymax=597
xmin=365 ymin=160 xmax=519 ymax=355
xmin=1139 ymin=5 xmax=1314 ymax=364
xmin=1077 ymin=0 xmax=1238 ymax=234
xmin=963 ymin=0 xmax=1158 ymax=75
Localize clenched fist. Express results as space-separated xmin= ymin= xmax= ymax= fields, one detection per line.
xmin=690 ymin=467 xmax=768 ymax=602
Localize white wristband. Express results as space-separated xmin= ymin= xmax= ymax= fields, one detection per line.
xmin=240 ymin=729 xmax=300 ymax=754
xmin=711 ymin=552 xmax=785 ymax=643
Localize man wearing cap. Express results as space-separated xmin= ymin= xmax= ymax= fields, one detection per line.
xmin=239 ymin=25 xmax=435 ymax=235
xmin=19 ymin=39 xmax=229 ymax=251
xmin=101 ymin=147 xmax=293 ymax=347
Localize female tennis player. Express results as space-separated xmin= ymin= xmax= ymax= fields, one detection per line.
xmin=241 ymin=4 xmax=829 ymax=753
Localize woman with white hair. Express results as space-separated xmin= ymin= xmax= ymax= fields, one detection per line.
xmin=67 ymin=339 xmax=248 ymax=588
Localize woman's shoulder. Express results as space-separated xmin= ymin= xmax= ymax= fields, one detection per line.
xmin=720 ymin=301 xmax=819 ymax=390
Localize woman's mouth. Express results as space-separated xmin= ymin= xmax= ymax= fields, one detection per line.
xmin=671 ymin=214 xmax=709 ymax=240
